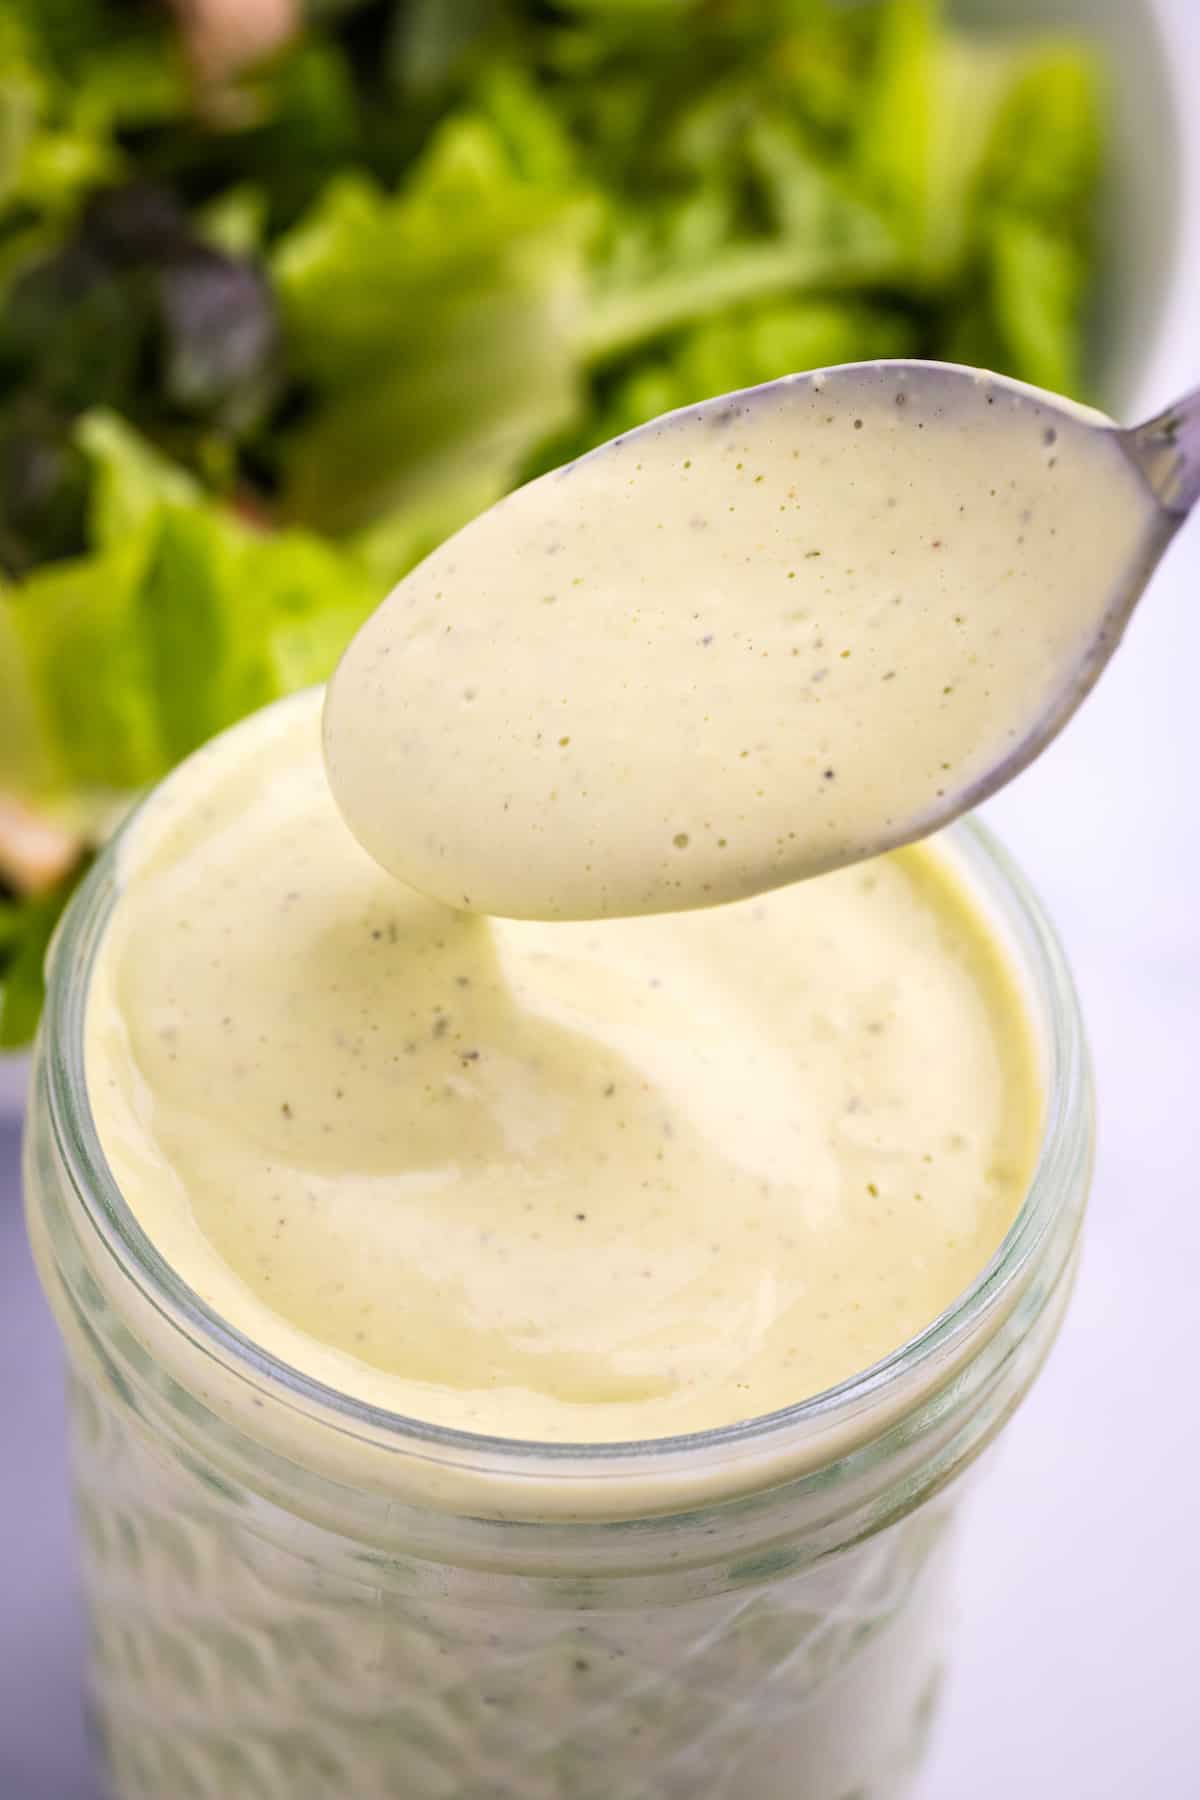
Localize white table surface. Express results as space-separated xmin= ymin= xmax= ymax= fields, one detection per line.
xmin=3 ymin=32 xmax=1199 ymax=1800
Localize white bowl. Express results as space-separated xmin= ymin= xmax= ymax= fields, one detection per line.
xmin=0 ymin=0 xmax=1192 ymax=1125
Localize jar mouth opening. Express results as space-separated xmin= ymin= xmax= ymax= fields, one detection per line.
xmin=43 ymin=797 xmax=1090 ymax=1482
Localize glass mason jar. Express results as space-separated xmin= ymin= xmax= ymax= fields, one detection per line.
xmin=25 ymin=815 xmax=1092 ymax=1800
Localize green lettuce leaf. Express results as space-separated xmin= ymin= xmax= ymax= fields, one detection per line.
xmin=0 ymin=852 xmax=91 ymax=1050
xmin=540 ymin=296 xmax=918 ymax=472
xmin=985 ymin=213 xmax=1088 ymax=399
xmin=77 ymin=408 xmax=202 ymax=547
xmin=978 ymin=46 xmax=1103 ymax=397
xmin=854 ymin=0 xmax=1026 ymax=288
xmin=272 ymin=112 xmax=593 ymax=534
xmin=0 ymin=6 xmax=182 ymax=239
xmin=0 ymin=892 xmax=21 ymax=960
xmin=8 ymin=530 xmax=162 ymax=792
xmin=0 ymin=587 xmax=56 ymax=797
xmin=983 ymin=44 xmax=1103 ymax=223
xmin=0 ymin=412 xmax=378 ymax=801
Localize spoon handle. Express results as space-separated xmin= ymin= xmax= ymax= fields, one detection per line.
xmin=1123 ymin=385 xmax=1200 ymax=517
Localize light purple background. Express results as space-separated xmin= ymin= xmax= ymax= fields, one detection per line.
xmin=3 ymin=4 xmax=1199 ymax=1792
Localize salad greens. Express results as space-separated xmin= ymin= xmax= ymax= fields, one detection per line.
xmin=0 ymin=0 xmax=1108 ymax=1045
xmin=11 ymin=409 xmax=377 ymax=794
xmin=0 ymin=851 xmax=92 ymax=1050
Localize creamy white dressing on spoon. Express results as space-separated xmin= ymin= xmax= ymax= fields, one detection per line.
xmin=325 ymin=361 xmax=1180 ymax=921
xmin=82 ymin=358 xmax=1139 ymax=1446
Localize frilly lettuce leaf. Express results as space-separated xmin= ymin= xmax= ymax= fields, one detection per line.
xmin=272 ymin=112 xmax=594 ymax=536
xmin=1 ymin=411 xmax=377 ymax=801
xmin=77 ymin=408 xmax=202 ymax=547
xmin=0 ymin=5 xmax=182 ymax=239
xmin=0 ymin=851 xmax=91 ymax=1050
xmin=980 ymin=45 xmax=1103 ymax=397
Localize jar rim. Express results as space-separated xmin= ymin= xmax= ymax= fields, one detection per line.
xmin=41 ymin=744 xmax=1091 ymax=1494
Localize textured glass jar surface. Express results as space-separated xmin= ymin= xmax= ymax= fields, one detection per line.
xmin=64 ymin=1369 xmax=956 ymax=1800
xmin=26 ymin=820 xmax=1092 ymax=1800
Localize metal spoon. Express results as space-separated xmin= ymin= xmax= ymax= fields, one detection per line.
xmin=1122 ymin=383 xmax=1200 ymax=518
xmin=326 ymin=361 xmax=1199 ymax=920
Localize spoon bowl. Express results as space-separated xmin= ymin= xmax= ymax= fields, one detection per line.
xmin=325 ymin=360 xmax=1196 ymax=921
